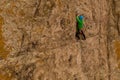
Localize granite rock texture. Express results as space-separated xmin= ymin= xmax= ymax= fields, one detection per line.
xmin=0 ymin=0 xmax=120 ymax=80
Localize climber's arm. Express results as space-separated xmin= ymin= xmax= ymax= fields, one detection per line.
xmin=76 ymin=16 xmax=81 ymax=23
xmin=83 ymin=21 xmax=86 ymax=32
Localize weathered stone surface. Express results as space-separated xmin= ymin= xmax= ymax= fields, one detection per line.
xmin=0 ymin=0 xmax=120 ymax=80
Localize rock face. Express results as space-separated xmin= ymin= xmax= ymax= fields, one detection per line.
xmin=0 ymin=0 xmax=120 ymax=80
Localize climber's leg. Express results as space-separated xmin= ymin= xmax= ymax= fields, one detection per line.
xmin=75 ymin=31 xmax=80 ymax=40
xmin=80 ymin=30 xmax=86 ymax=40
xmin=75 ymin=22 xmax=80 ymax=40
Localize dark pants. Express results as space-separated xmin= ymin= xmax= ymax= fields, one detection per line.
xmin=75 ymin=30 xmax=86 ymax=40
xmin=75 ymin=22 xmax=86 ymax=40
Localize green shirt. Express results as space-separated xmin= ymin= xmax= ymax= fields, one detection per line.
xmin=76 ymin=16 xmax=84 ymax=29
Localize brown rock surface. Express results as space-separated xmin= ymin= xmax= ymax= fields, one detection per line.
xmin=0 ymin=0 xmax=120 ymax=80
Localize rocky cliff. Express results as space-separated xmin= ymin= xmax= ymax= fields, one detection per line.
xmin=0 ymin=0 xmax=120 ymax=80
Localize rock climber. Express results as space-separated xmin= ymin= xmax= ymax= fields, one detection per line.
xmin=75 ymin=15 xmax=86 ymax=40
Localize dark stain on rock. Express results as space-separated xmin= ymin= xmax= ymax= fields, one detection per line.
xmin=16 ymin=63 xmax=36 ymax=80
xmin=60 ymin=18 xmax=66 ymax=29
